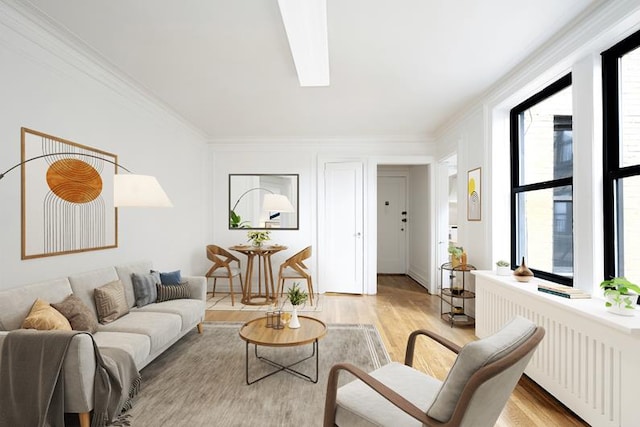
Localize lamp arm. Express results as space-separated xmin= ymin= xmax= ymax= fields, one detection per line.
xmin=0 ymin=152 xmax=131 ymax=181
xmin=231 ymin=187 xmax=274 ymax=212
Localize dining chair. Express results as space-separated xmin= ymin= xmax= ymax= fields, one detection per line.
xmin=205 ymin=245 xmax=243 ymax=306
xmin=277 ymin=246 xmax=314 ymax=305
xmin=323 ymin=316 xmax=545 ymax=427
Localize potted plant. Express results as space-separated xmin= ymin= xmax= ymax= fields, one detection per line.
xmin=229 ymin=210 xmax=249 ymax=228
xmin=600 ymin=277 xmax=640 ymax=316
xmin=496 ymin=260 xmax=511 ymax=276
xmin=448 ymin=244 xmax=464 ymax=267
xmin=286 ymin=283 xmax=308 ymax=329
xmin=247 ymin=231 xmax=270 ymax=247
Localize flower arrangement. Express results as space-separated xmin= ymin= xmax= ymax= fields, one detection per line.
xmin=247 ymin=231 xmax=270 ymax=247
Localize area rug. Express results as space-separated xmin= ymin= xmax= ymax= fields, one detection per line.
xmin=206 ymin=293 xmax=323 ymax=312
xmin=125 ymin=322 xmax=389 ymax=426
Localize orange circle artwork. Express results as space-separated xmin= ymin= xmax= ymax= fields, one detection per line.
xmin=46 ymin=158 xmax=103 ymax=203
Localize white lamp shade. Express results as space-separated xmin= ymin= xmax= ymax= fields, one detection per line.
xmin=262 ymin=193 xmax=295 ymax=212
xmin=114 ymin=174 xmax=173 ymax=207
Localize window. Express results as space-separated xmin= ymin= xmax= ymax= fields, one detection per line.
xmin=602 ymin=29 xmax=640 ymax=284
xmin=510 ymin=74 xmax=573 ymax=285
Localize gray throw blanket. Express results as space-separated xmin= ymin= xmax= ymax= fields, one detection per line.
xmin=0 ymin=329 xmax=141 ymax=427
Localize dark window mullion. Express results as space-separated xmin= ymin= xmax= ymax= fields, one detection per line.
xmin=602 ymin=38 xmax=621 ymax=279
xmin=513 ymin=177 xmax=573 ymax=194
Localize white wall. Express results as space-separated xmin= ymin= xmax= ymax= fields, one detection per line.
xmin=210 ymin=142 xmax=434 ymax=294
xmin=435 ymin=0 xmax=640 ymax=295
xmin=0 ymin=4 xmax=208 ymax=290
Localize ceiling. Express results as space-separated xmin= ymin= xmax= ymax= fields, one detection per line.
xmin=27 ymin=0 xmax=599 ymax=142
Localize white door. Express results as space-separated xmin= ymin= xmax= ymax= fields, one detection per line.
xmin=322 ymin=162 xmax=364 ymax=294
xmin=377 ymin=176 xmax=407 ymax=274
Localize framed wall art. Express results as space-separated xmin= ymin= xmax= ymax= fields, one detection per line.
xmin=21 ymin=128 xmax=118 ymax=259
xmin=467 ymin=167 xmax=481 ymax=221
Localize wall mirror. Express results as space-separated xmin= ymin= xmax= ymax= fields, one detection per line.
xmin=229 ymin=174 xmax=299 ymax=230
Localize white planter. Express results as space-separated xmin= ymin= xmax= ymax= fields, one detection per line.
xmin=289 ymin=307 xmax=301 ymax=328
xmin=605 ymin=294 xmax=637 ymax=316
xmin=496 ymin=266 xmax=511 ymax=276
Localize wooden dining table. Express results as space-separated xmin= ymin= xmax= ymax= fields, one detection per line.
xmin=229 ymin=244 xmax=288 ymax=305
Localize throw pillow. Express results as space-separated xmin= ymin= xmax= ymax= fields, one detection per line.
xmin=51 ymin=294 xmax=99 ymax=333
xmin=21 ymin=298 xmax=72 ymax=331
xmin=94 ymin=280 xmax=130 ymax=324
xmin=159 ymin=270 xmax=182 ymax=285
xmin=156 ymin=282 xmax=191 ymax=302
xmin=131 ymin=271 xmax=160 ymax=307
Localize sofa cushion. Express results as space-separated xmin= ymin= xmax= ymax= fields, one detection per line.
xmin=94 ymin=280 xmax=130 ymax=324
xmin=93 ymin=331 xmax=151 ymax=369
xmin=158 ymin=270 xmax=182 ymax=285
xmin=136 ymin=299 xmax=206 ymax=331
xmin=115 ymin=261 xmax=154 ymax=308
xmin=97 ymin=311 xmax=182 ymax=353
xmin=51 ymin=294 xmax=99 ymax=333
xmin=0 ymin=278 xmax=74 ymax=331
xmin=21 ymin=298 xmax=72 ymax=331
xmin=131 ymin=272 xmax=160 ymax=307
xmin=68 ymin=267 xmax=120 ymax=319
xmin=156 ymin=282 xmax=191 ymax=302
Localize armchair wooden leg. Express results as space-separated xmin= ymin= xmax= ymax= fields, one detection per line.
xmin=197 ymin=322 xmax=204 ymax=334
xmin=78 ymin=412 xmax=90 ymax=427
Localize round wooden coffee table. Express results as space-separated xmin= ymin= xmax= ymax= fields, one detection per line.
xmin=239 ymin=315 xmax=327 ymax=384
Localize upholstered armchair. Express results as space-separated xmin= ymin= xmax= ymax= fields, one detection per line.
xmin=323 ymin=316 xmax=544 ymax=427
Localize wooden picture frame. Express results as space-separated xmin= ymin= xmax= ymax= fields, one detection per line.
xmin=21 ymin=128 xmax=118 ymax=259
xmin=467 ymin=167 xmax=481 ymax=221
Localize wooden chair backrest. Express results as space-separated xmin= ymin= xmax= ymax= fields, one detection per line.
xmin=282 ymin=246 xmax=311 ymax=270
xmin=206 ymin=245 xmax=240 ymax=271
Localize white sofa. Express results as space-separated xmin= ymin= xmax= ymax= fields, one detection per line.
xmin=0 ymin=260 xmax=206 ymax=427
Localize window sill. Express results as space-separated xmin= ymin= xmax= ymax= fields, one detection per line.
xmin=472 ymin=270 xmax=640 ymax=336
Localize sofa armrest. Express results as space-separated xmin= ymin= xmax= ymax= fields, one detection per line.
xmin=62 ymin=333 xmax=97 ymax=413
xmin=184 ymin=276 xmax=207 ymax=302
xmin=0 ymin=331 xmax=97 ymax=414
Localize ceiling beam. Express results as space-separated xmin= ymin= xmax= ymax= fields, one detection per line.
xmin=278 ymin=0 xmax=330 ymax=87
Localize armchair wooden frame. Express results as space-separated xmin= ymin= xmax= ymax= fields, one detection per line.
xmin=277 ymin=246 xmax=314 ymax=305
xmin=323 ymin=326 xmax=545 ymax=427
xmin=205 ymin=244 xmax=244 ymax=306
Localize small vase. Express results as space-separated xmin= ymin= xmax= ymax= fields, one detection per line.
xmin=513 ymin=257 xmax=534 ymax=282
xmin=289 ymin=307 xmax=301 ymax=328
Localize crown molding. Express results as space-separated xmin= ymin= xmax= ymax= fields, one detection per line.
xmin=0 ymin=0 xmax=207 ymax=140
xmin=207 ymin=134 xmax=433 ymax=145
xmin=434 ymin=0 xmax=640 ymax=139
xmin=208 ymin=135 xmax=436 ymax=154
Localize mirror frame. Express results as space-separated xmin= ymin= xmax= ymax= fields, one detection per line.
xmin=228 ymin=174 xmax=299 ymax=230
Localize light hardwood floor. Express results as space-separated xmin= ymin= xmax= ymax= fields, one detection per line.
xmin=205 ymin=275 xmax=589 ymax=426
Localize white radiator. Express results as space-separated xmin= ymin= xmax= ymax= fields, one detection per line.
xmin=474 ymin=271 xmax=640 ymax=427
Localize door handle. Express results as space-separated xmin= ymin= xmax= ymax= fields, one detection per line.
xmin=355 ymin=232 xmax=362 ymax=238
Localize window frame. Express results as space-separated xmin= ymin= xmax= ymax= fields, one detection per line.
xmin=602 ymin=29 xmax=640 ymax=281
xmin=509 ymin=73 xmax=573 ymax=286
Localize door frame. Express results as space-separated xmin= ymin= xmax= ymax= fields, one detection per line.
xmin=370 ymin=156 xmax=433 ymax=294
xmin=318 ymin=155 xmax=434 ymax=295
